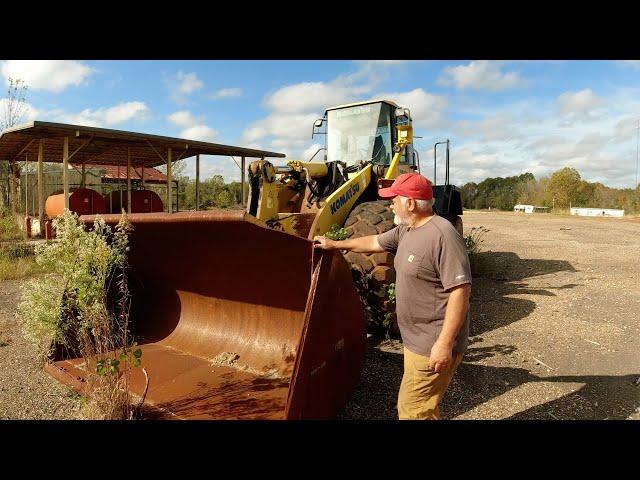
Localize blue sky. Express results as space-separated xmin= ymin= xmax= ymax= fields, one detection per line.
xmin=2 ymin=60 xmax=640 ymax=189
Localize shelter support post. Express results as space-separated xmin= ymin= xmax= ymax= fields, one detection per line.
xmin=24 ymin=153 xmax=28 ymax=216
xmin=38 ymin=139 xmax=44 ymax=226
xmin=63 ymin=137 xmax=69 ymax=211
xmin=118 ymin=163 xmax=122 ymax=212
xmin=241 ymin=156 xmax=246 ymax=207
xmin=127 ymin=147 xmax=132 ymax=214
xmin=167 ymin=147 xmax=172 ymax=214
xmin=196 ymin=154 xmax=200 ymax=211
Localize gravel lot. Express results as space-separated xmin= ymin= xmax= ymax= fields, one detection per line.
xmin=0 ymin=280 xmax=82 ymax=419
xmin=1 ymin=210 xmax=639 ymax=420
xmin=340 ymin=210 xmax=640 ymax=419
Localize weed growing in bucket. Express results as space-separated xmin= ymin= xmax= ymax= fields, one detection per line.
xmin=18 ymin=210 xmax=145 ymax=419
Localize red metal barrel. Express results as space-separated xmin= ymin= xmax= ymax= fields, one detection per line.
xmin=45 ymin=188 xmax=107 ymax=217
xmin=106 ymin=189 xmax=164 ymax=214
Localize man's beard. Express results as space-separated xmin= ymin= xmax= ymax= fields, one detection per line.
xmin=393 ymin=214 xmax=408 ymax=226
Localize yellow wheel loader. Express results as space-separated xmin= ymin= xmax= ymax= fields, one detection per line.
xmin=245 ymin=100 xmax=463 ymax=333
xmin=45 ymin=100 xmax=463 ymax=420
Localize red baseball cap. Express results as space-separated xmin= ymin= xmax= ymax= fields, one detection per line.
xmin=378 ymin=173 xmax=433 ymax=200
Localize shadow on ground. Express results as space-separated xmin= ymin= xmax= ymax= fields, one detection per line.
xmin=469 ymin=251 xmax=577 ymax=336
xmin=339 ymin=340 xmax=639 ymax=420
xmin=340 ymin=252 xmax=639 ymax=420
xmin=446 ymin=362 xmax=639 ymax=420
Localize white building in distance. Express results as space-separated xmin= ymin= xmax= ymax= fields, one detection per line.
xmin=570 ymin=207 xmax=624 ymax=217
xmin=514 ymin=204 xmax=548 ymax=213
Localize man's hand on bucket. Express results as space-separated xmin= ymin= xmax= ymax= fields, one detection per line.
xmin=313 ymin=236 xmax=335 ymax=250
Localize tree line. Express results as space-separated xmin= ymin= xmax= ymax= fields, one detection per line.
xmin=459 ymin=167 xmax=640 ymax=214
xmin=175 ymin=173 xmax=245 ymax=210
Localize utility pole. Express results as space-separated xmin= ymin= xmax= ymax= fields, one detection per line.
xmin=633 ymin=120 xmax=640 ymax=190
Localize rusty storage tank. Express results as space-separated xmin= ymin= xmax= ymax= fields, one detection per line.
xmin=107 ymin=189 xmax=164 ymax=213
xmin=45 ymin=188 xmax=107 ymax=217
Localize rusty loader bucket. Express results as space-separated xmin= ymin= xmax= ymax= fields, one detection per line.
xmin=44 ymin=211 xmax=366 ymax=419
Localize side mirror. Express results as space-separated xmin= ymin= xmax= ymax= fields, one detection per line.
xmin=312 ymin=118 xmax=326 ymax=139
xmin=394 ymin=107 xmax=411 ymax=118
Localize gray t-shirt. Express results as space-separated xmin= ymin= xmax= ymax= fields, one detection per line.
xmin=377 ymin=215 xmax=472 ymax=357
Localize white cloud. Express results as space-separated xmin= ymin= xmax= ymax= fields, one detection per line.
xmin=179 ymin=125 xmax=219 ymax=142
xmin=442 ymin=147 xmax=525 ymax=185
xmin=613 ymin=116 xmax=640 ymax=142
xmin=260 ymin=60 xmax=407 ymax=116
xmin=303 ymin=143 xmax=324 ymax=161
xmin=167 ymin=109 xmax=218 ymax=143
xmin=210 ymin=87 xmax=243 ymax=100
xmin=243 ymin=61 xmax=428 ymax=161
xmin=0 ymin=99 xmax=40 ymax=129
xmin=243 ymin=125 xmax=268 ymax=143
xmin=1 ymin=60 xmax=93 ymax=93
xmin=167 ymin=110 xmax=203 ymax=128
xmin=437 ymin=61 xmax=527 ymax=91
xmin=53 ymin=101 xmax=149 ymax=127
xmin=404 ymin=81 xmax=640 ymax=189
xmin=264 ymin=81 xmax=367 ymax=114
xmin=176 ymin=71 xmax=203 ymax=94
xmin=167 ymin=70 xmax=204 ymax=104
xmin=372 ymin=88 xmax=448 ymax=129
xmin=617 ymin=60 xmax=640 ymax=69
xmin=556 ymin=88 xmax=601 ymax=117
xmin=242 ymin=112 xmax=319 ymax=145
xmin=454 ymin=112 xmax=520 ymax=142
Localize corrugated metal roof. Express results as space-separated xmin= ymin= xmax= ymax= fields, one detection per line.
xmin=0 ymin=120 xmax=285 ymax=168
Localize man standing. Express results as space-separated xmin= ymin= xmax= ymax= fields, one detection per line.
xmin=314 ymin=173 xmax=471 ymax=420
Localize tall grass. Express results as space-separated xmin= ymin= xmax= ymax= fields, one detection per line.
xmin=0 ymin=211 xmax=23 ymax=242
xmin=464 ymin=226 xmax=490 ymax=255
xmin=18 ymin=211 xmax=144 ymax=419
xmin=0 ymin=214 xmax=44 ymax=280
xmin=0 ymin=253 xmax=44 ymax=281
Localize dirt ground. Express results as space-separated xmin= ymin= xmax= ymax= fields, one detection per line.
xmin=339 ymin=210 xmax=640 ymax=419
xmin=1 ymin=210 xmax=639 ymax=420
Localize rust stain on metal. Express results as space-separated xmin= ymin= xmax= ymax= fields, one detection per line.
xmin=46 ymin=211 xmax=366 ymax=419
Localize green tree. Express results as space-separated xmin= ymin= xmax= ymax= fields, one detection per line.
xmin=460 ymin=182 xmax=478 ymax=209
xmin=215 ymin=189 xmax=232 ymax=208
xmin=547 ymin=167 xmax=582 ymax=209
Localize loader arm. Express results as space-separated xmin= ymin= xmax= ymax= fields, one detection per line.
xmin=307 ymin=164 xmax=372 ymax=239
xmin=384 ymin=123 xmax=413 ymax=180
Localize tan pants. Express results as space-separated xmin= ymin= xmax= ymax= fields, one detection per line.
xmin=397 ymin=347 xmax=464 ymax=420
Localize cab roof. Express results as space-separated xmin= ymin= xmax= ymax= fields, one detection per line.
xmin=325 ymin=99 xmax=400 ymax=114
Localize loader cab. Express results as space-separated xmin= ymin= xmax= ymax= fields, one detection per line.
xmin=315 ymin=100 xmax=416 ymax=169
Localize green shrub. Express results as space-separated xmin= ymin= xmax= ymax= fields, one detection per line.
xmin=325 ymin=223 xmax=349 ymax=241
xmin=18 ymin=211 xmax=144 ymax=419
xmin=0 ymin=212 xmax=23 ymax=242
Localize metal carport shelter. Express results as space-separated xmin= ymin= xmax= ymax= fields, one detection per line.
xmin=0 ymin=120 xmax=285 ymax=225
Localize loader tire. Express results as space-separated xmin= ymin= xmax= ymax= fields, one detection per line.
xmin=342 ymin=200 xmax=400 ymax=337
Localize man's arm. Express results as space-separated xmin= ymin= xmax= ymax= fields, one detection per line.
xmin=313 ymin=234 xmax=385 ymax=253
xmin=429 ymin=283 xmax=471 ymax=373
